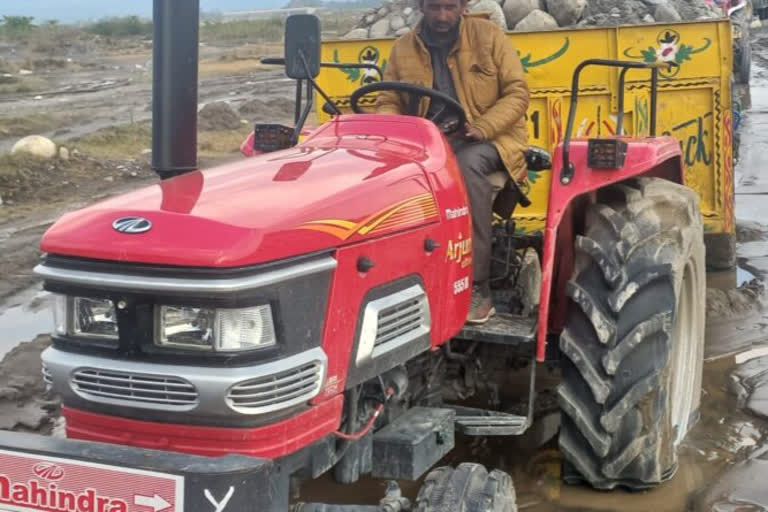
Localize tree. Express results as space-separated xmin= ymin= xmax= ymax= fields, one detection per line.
xmin=1 ymin=16 xmax=35 ymax=32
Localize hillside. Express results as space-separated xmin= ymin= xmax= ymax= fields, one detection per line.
xmin=283 ymin=0 xmax=380 ymax=9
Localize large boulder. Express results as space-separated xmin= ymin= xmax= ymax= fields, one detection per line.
xmin=344 ymin=28 xmax=370 ymax=39
xmin=407 ymin=10 xmax=423 ymax=27
xmin=390 ymin=14 xmax=406 ymax=31
xmin=653 ymin=1 xmax=682 ymax=21
xmin=545 ymin=0 xmax=587 ymax=26
xmin=503 ymin=0 xmax=541 ymax=28
xmin=514 ymin=9 xmax=559 ymax=30
xmin=468 ymin=0 xmax=508 ymax=29
xmin=11 ymin=136 xmax=57 ymax=160
xmin=369 ymin=18 xmax=391 ymax=38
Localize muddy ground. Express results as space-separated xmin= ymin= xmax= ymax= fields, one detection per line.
xmin=1 ymin=24 xmax=768 ymax=512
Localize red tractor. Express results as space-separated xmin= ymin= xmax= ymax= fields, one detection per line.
xmin=35 ymin=9 xmax=706 ymax=511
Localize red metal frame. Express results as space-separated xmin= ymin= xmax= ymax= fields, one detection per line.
xmin=63 ymin=395 xmax=343 ymax=459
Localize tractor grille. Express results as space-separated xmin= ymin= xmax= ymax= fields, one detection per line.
xmin=226 ymin=360 xmax=324 ymax=414
xmin=71 ymin=368 xmax=198 ymax=409
xmin=375 ymin=297 xmax=425 ymax=347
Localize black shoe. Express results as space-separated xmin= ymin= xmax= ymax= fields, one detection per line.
xmin=467 ymin=282 xmax=495 ymax=325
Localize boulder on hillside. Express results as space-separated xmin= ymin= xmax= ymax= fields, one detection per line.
xmin=11 ymin=136 xmax=57 ymax=160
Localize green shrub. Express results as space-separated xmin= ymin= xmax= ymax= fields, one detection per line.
xmin=200 ymin=18 xmax=284 ymax=43
xmin=0 ymin=15 xmax=36 ymax=38
xmin=86 ymin=16 xmax=152 ymax=37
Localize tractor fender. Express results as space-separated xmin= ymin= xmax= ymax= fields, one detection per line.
xmin=535 ymin=137 xmax=684 ymax=361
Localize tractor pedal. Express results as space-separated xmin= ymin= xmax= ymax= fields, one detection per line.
xmin=451 ymin=406 xmax=531 ymax=436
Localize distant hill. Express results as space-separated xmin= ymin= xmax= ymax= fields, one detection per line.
xmin=283 ymin=0 xmax=380 ymax=9
xmin=0 ymin=0 xmax=335 ymax=23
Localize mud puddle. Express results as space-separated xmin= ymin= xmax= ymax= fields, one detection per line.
xmin=708 ymin=263 xmax=759 ymax=290
xmin=0 ymin=286 xmax=51 ymax=360
xmin=297 ymin=354 xmax=765 ymax=511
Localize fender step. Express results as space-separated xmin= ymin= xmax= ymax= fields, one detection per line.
xmin=452 ymin=406 xmax=530 ymax=436
xmin=457 ymin=313 xmax=536 ymax=345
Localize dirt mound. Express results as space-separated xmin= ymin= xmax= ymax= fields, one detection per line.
xmin=0 ymin=152 xmax=150 ymax=206
xmin=199 ymin=102 xmax=242 ymax=131
xmin=0 ymin=336 xmax=59 ymax=434
xmin=707 ymin=280 xmax=765 ymax=320
xmin=239 ymin=97 xmax=296 ymax=123
xmin=737 ymin=220 xmax=768 ymax=243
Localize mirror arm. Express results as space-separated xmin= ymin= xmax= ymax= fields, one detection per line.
xmin=292 ymin=78 xmax=314 ymax=146
xmin=299 ymin=50 xmax=343 ymax=117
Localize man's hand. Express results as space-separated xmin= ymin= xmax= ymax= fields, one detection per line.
xmin=465 ymin=125 xmax=485 ymax=141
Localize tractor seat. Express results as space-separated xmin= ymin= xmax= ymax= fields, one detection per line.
xmin=490 ymin=146 xmax=551 ymax=218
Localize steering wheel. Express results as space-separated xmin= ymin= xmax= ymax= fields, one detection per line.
xmin=349 ymin=81 xmax=467 ymax=134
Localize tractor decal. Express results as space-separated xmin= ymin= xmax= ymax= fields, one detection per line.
xmin=446 ymin=233 xmax=472 ymax=269
xmin=333 ymin=46 xmax=387 ymax=85
xmin=519 ymin=38 xmax=570 ymax=73
xmin=298 ymin=192 xmax=438 ymax=240
xmin=623 ymin=30 xmax=712 ymax=78
xmin=722 ymin=108 xmax=735 ymax=233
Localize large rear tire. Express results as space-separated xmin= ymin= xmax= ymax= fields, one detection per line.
xmin=558 ymin=178 xmax=706 ymax=490
xmin=415 ymin=464 xmax=517 ymax=512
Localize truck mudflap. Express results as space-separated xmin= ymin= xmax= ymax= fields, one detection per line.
xmin=0 ymin=431 xmax=287 ymax=512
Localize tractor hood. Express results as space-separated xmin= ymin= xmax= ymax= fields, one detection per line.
xmin=41 ymin=119 xmax=443 ymax=267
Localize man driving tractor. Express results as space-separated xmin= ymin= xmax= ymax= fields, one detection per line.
xmin=377 ymin=0 xmax=530 ymax=325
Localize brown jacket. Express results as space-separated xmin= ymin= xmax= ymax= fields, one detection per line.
xmin=377 ymin=16 xmax=530 ymax=181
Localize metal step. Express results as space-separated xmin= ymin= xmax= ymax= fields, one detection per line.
xmin=451 ymin=405 xmax=531 ymax=436
xmin=457 ymin=312 xmax=536 ymax=346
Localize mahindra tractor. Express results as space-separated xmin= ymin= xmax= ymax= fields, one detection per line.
xmin=32 ymin=5 xmax=706 ymax=511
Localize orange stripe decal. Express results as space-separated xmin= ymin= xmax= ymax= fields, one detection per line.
xmin=297 ymin=193 xmax=439 ymax=240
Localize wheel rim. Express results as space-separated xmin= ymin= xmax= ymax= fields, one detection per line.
xmin=670 ymin=260 xmax=698 ymax=445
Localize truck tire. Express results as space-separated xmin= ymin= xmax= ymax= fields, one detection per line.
xmin=415 ymin=464 xmax=517 ymax=512
xmin=736 ymin=38 xmax=752 ymax=85
xmin=558 ymin=178 xmax=706 ymax=490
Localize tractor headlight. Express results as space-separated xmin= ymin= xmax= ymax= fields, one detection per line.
xmin=155 ymin=305 xmax=276 ymax=352
xmin=52 ymin=295 xmax=119 ymax=340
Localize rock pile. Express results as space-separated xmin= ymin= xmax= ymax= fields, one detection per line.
xmin=198 ymin=102 xmax=243 ymax=131
xmin=343 ymin=0 xmax=721 ymax=37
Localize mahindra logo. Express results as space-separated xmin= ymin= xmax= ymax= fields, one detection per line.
xmin=112 ymin=216 xmax=152 ymax=234
xmin=33 ymin=462 xmax=64 ymax=481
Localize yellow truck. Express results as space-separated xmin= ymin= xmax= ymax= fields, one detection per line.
xmin=316 ymin=19 xmax=736 ymax=268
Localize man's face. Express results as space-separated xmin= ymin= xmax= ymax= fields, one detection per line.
xmin=421 ymin=0 xmax=467 ymax=33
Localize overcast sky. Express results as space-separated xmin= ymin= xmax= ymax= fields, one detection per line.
xmin=0 ymin=1 xmax=290 ymax=23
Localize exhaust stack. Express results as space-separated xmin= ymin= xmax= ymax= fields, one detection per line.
xmin=152 ymin=0 xmax=199 ymax=179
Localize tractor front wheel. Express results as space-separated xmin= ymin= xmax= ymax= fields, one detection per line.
xmin=558 ymin=178 xmax=706 ymax=490
xmin=415 ymin=464 xmax=517 ymax=512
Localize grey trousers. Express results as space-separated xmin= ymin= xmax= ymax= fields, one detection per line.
xmin=450 ymin=139 xmax=505 ymax=284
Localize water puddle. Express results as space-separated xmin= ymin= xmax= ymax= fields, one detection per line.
xmin=708 ymin=263 xmax=760 ymax=291
xmin=0 ymin=286 xmax=52 ymax=360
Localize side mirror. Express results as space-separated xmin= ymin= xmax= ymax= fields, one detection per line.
xmin=284 ymin=15 xmax=321 ymax=80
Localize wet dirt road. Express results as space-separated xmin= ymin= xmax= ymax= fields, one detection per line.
xmin=2 ymin=34 xmax=768 ymax=512
xmin=0 ymin=46 xmax=294 ymax=154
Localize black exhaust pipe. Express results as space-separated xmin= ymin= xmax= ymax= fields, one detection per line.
xmin=152 ymin=0 xmax=199 ymax=180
